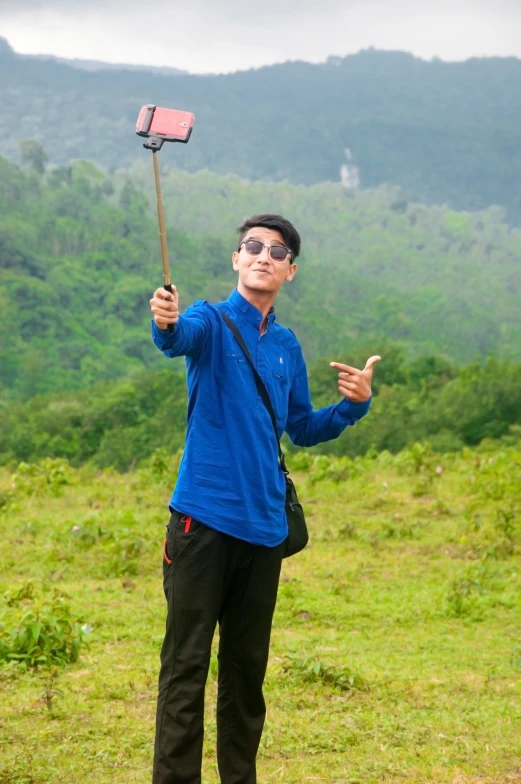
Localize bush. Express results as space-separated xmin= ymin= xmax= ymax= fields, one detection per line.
xmin=463 ymin=448 xmax=521 ymax=559
xmin=0 ymin=585 xmax=86 ymax=669
xmin=282 ymin=654 xmax=367 ymax=692
xmin=12 ymin=458 xmax=72 ymax=497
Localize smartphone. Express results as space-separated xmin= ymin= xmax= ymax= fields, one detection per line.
xmin=136 ymin=105 xmax=194 ymax=144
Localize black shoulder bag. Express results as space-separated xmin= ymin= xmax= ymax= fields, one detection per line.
xmin=222 ymin=312 xmax=309 ymax=558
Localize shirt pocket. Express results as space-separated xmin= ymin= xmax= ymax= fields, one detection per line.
xmin=222 ymin=350 xmax=248 ymax=378
xmin=220 ymin=350 xmax=252 ymax=397
xmin=270 ymin=366 xmax=290 ymax=424
xmin=222 ymin=350 xmax=247 ymax=365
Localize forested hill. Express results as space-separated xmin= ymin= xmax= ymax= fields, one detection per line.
xmin=1 ymin=154 xmax=521 ymax=403
xmin=0 ymin=37 xmax=186 ymax=76
xmin=1 ymin=38 xmax=521 ymax=221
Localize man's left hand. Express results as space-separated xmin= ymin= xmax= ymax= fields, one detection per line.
xmin=330 ymin=356 xmax=382 ymax=403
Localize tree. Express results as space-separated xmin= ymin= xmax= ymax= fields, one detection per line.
xmin=19 ymin=139 xmax=48 ymax=175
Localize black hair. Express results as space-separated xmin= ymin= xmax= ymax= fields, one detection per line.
xmin=236 ymin=214 xmax=301 ymax=259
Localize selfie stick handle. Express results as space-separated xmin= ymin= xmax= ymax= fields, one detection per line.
xmin=152 ymin=149 xmax=174 ymax=333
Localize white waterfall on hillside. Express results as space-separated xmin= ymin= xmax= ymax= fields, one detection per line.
xmin=340 ymin=147 xmax=360 ymax=192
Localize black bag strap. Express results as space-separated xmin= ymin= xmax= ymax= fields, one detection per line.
xmin=222 ymin=312 xmax=288 ymax=474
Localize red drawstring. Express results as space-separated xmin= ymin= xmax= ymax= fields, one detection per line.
xmin=163 ymin=538 xmax=172 ymax=565
xmin=164 ymin=515 xmax=193 ymax=564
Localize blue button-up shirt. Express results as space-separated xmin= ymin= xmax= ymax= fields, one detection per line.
xmin=152 ymin=289 xmax=371 ymax=547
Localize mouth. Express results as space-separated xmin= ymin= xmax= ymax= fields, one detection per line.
xmin=253 ymin=269 xmax=271 ymax=275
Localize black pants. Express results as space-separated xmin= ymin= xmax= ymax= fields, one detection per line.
xmin=153 ymin=510 xmax=284 ymax=784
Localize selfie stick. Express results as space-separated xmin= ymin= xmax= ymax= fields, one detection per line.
xmin=136 ymin=104 xmax=195 ymax=331
xmin=150 ymin=149 xmax=171 ymax=296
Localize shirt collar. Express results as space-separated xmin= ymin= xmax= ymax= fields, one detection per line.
xmin=227 ymin=289 xmax=277 ymax=326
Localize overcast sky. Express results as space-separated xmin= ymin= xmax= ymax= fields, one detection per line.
xmin=1 ymin=0 xmax=520 ymax=73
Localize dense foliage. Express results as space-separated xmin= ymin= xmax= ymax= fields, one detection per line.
xmin=0 ymin=154 xmax=199 ymax=400
xmin=2 ymin=154 xmax=521 ymax=406
xmin=128 ymin=162 xmax=521 ymax=365
xmin=1 ymin=354 xmax=520 ymax=470
xmin=1 ymin=39 xmax=521 ymax=221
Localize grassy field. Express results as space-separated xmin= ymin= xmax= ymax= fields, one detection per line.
xmin=0 ymin=445 xmax=520 ymax=784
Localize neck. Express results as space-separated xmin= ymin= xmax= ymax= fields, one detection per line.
xmin=237 ymin=283 xmax=276 ymax=331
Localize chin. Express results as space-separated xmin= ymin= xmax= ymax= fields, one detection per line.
xmin=245 ymin=277 xmax=271 ymax=289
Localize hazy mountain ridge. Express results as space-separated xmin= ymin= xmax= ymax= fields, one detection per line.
xmin=0 ymin=37 xmax=185 ymax=75
xmin=1 ymin=39 xmax=520 ymax=221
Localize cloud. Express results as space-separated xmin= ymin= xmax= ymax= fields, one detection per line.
xmin=1 ymin=0 xmax=520 ymax=73
xmin=2 ymin=0 xmax=517 ymax=16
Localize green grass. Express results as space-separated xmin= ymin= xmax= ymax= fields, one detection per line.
xmin=0 ymin=446 xmax=520 ymax=783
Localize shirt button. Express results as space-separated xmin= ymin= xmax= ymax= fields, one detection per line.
xmin=257 ymin=316 xmax=261 ymax=321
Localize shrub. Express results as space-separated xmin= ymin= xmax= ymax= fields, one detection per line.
xmin=0 ymin=486 xmax=17 ymax=513
xmin=12 ymin=458 xmax=72 ymax=497
xmin=308 ymin=455 xmax=353 ymax=484
xmin=286 ymin=451 xmax=312 ymax=472
xmin=282 ymin=654 xmax=367 ymax=692
xmin=0 ymin=586 xmax=86 ymax=669
xmin=463 ymin=448 xmax=521 ymax=559
xmin=444 ymin=562 xmax=487 ymax=618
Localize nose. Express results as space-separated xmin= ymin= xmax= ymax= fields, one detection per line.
xmin=257 ymin=247 xmax=270 ymax=263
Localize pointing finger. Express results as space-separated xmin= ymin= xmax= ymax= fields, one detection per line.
xmin=330 ymin=362 xmax=361 ymax=375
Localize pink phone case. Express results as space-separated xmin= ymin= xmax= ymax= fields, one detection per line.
xmin=136 ymin=105 xmax=194 ymax=144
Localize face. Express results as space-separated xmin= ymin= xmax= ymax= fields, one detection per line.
xmin=232 ymin=227 xmax=297 ymax=296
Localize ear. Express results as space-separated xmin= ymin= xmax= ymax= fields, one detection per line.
xmin=285 ymin=263 xmax=297 ymax=283
xmin=232 ymin=251 xmax=240 ymax=271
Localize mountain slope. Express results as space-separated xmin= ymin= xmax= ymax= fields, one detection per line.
xmin=1 ymin=41 xmax=520 ymax=220
xmin=1 ymin=155 xmax=521 ymax=402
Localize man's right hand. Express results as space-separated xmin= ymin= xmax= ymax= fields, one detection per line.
xmin=150 ymin=286 xmax=179 ymax=330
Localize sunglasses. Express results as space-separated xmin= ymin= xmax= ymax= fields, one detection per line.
xmin=239 ymin=239 xmax=292 ymax=263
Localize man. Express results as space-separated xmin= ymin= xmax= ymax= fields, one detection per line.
xmin=149 ymin=214 xmax=380 ymax=784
